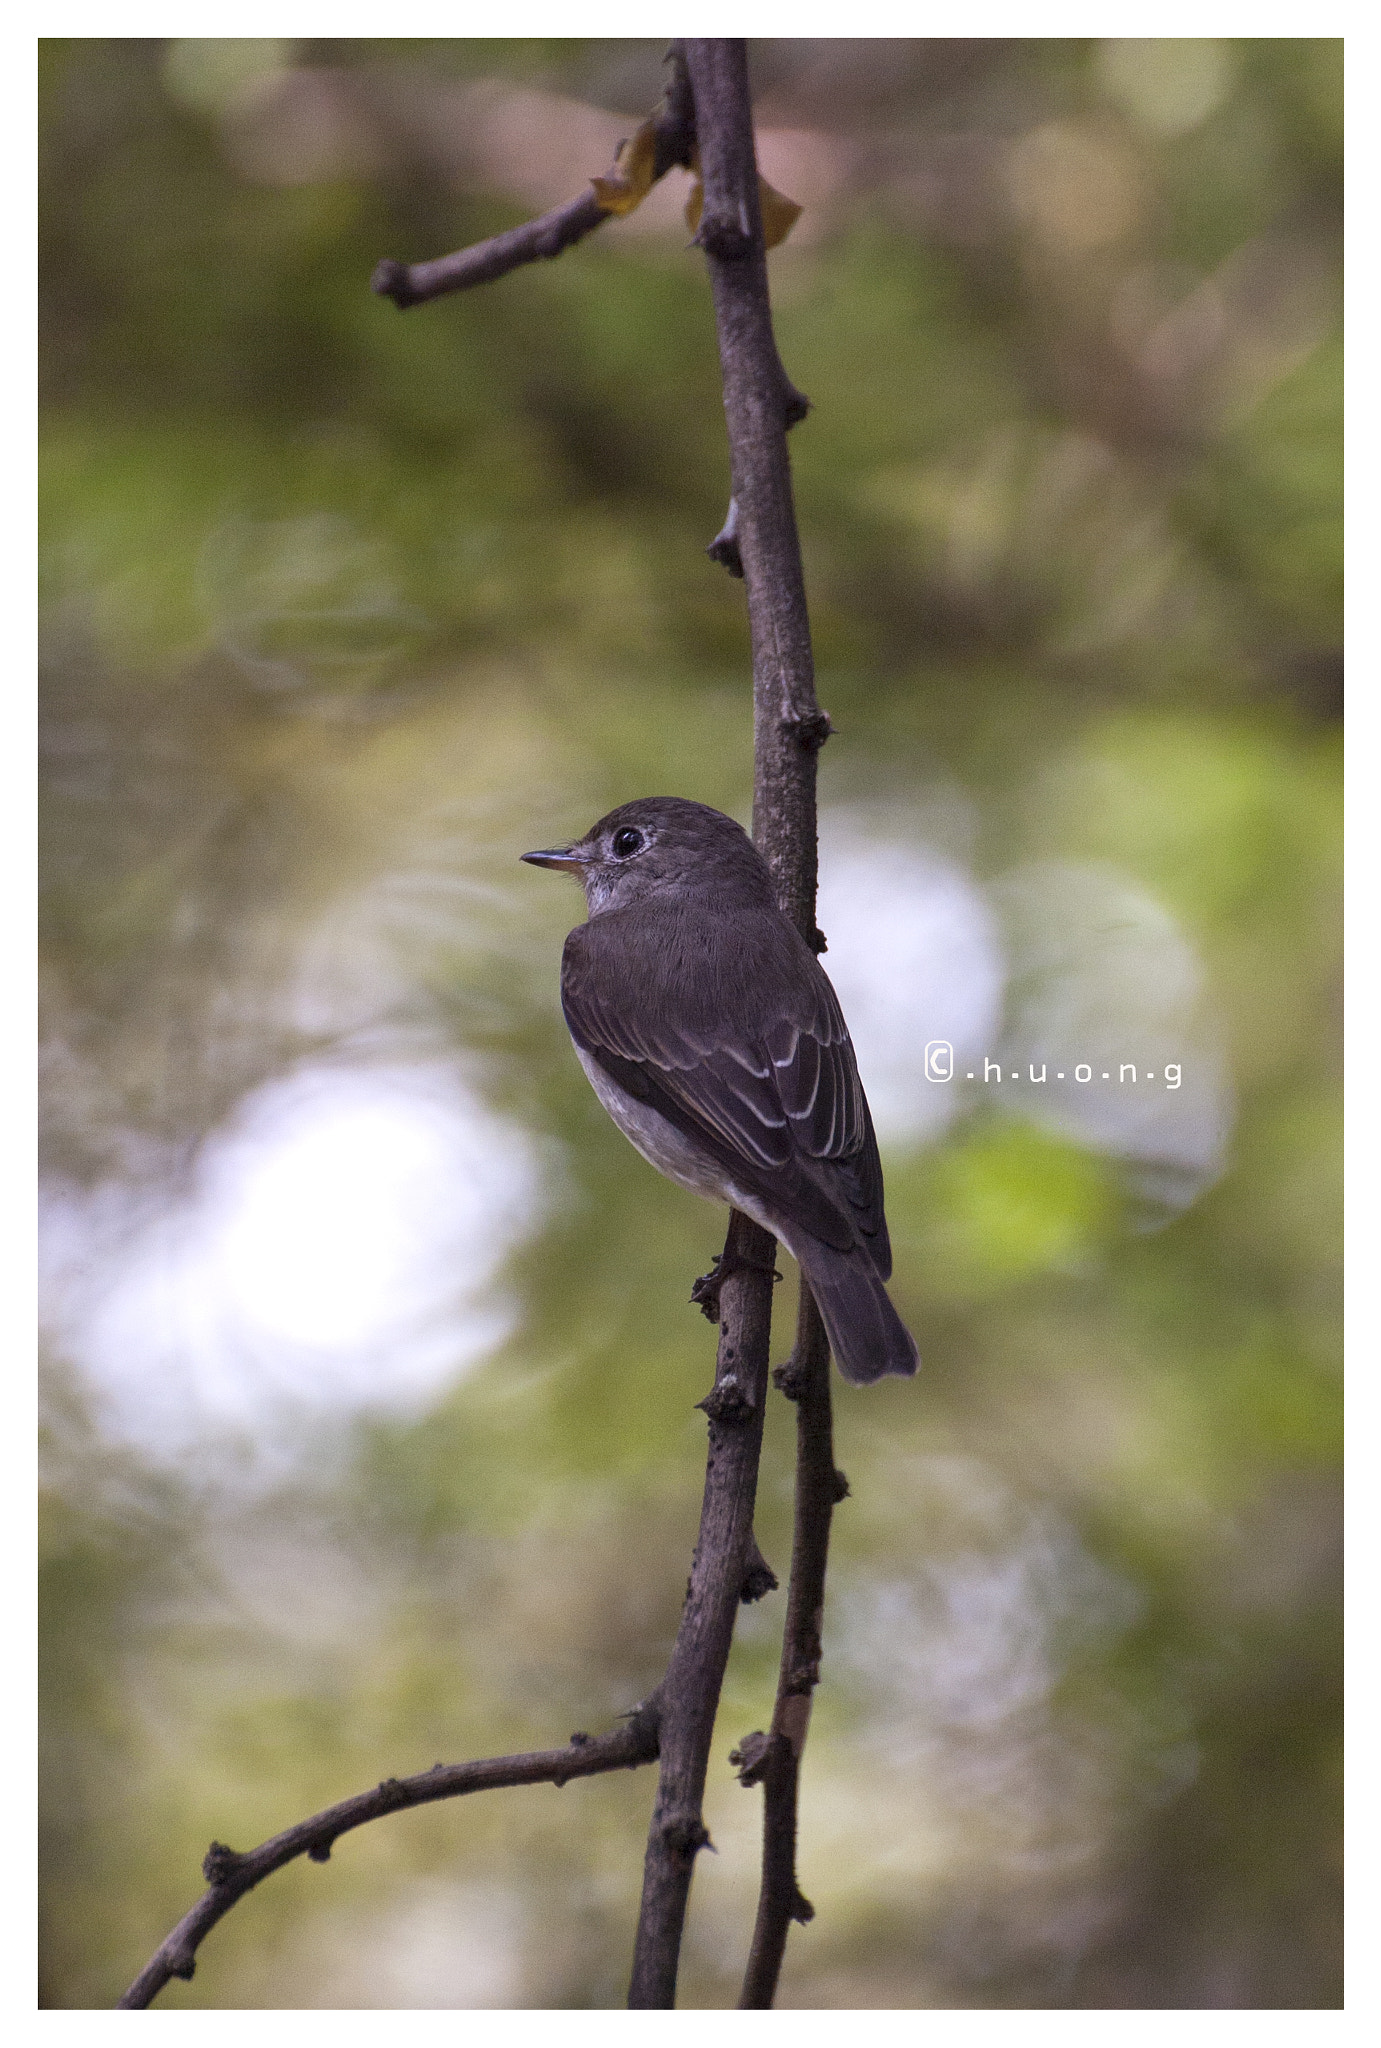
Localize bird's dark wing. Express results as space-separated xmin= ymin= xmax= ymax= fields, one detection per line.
xmin=759 ymin=992 xmax=890 ymax=1274
xmin=561 ymin=905 xmax=890 ymax=1267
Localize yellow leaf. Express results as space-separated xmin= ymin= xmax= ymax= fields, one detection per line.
xmin=682 ymin=159 xmax=803 ymax=250
xmin=684 ymin=175 xmax=703 ymax=239
xmin=591 ymin=117 xmax=658 ymax=217
xmin=758 ymin=175 xmax=803 ymax=250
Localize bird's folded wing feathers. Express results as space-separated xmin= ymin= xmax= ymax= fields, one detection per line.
xmin=561 ymin=912 xmax=890 ymax=1266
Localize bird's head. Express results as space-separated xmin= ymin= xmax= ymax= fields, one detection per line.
xmin=522 ymin=797 xmax=777 ymax=917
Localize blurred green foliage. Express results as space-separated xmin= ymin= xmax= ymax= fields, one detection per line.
xmin=40 ymin=39 xmax=1340 ymax=2008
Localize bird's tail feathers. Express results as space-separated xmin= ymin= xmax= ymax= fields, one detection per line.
xmin=792 ymin=1236 xmax=919 ymax=1386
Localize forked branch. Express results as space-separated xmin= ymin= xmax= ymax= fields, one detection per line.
xmin=620 ymin=40 xmax=836 ymax=2005
xmin=121 ymin=38 xmax=835 ymax=2012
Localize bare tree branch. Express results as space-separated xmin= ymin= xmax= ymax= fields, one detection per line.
xmin=737 ymin=1289 xmax=844 ymax=2007
xmin=680 ymin=39 xmax=828 ymax=948
xmin=625 ymin=37 xmax=834 ymax=2008
xmin=371 ymin=56 xmax=696 ymax=310
xmin=627 ymin=1207 xmax=777 ymax=2004
xmin=120 ymin=37 xmax=834 ymax=2014
xmin=117 ymin=1701 xmax=661 ymax=2009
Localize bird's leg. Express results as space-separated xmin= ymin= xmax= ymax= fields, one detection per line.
xmin=691 ymin=1239 xmax=782 ymax=1322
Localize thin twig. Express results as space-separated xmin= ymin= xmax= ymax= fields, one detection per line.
xmin=737 ymin=1288 xmax=842 ymax=2006
xmin=372 ymin=53 xmax=696 ymax=310
xmin=118 ymin=1702 xmax=661 ymax=2009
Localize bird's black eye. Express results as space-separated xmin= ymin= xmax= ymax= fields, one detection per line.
xmin=611 ymin=827 xmax=644 ymax=859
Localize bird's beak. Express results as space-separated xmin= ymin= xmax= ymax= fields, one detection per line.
xmin=521 ymin=845 xmax=592 ymax=873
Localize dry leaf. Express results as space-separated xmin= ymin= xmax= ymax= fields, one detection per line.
xmin=758 ymin=175 xmax=804 ymax=250
xmin=683 ymin=158 xmax=803 ymax=250
xmin=684 ymin=175 xmax=703 ymax=239
xmin=591 ymin=117 xmax=658 ymax=216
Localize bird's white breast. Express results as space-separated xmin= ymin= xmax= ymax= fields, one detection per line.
xmin=574 ymin=1045 xmax=780 ymax=1240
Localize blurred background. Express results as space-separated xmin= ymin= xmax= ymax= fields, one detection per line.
xmin=39 ymin=38 xmax=1342 ymax=2009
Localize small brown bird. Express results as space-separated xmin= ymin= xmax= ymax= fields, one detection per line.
xmin=523 ymin=797 xmax=918 ymax=1384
